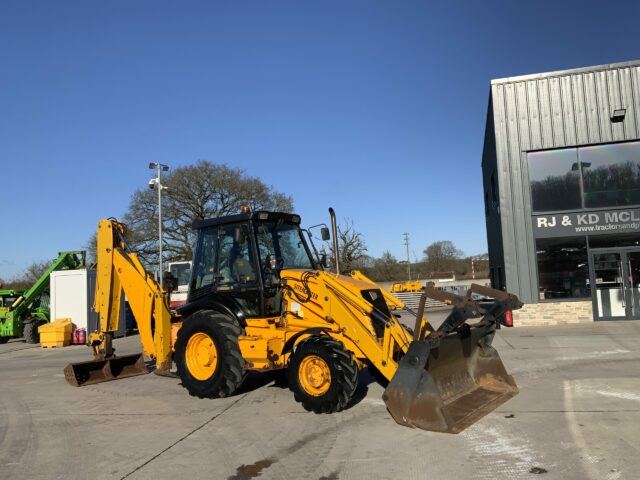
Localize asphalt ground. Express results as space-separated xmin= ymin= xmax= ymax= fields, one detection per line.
xmin=1 ymin=313 xmax=639 ymax=480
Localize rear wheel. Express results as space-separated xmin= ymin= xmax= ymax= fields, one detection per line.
xmin=287 ymin=335 xmax=358 ymax=413
xmin=0 ymin=336 xmax=9 ymax=344
xmin=23 ymin=319 xmax=44 ymax=344
xmin=174 ymin=310 xmax=246 ymax=398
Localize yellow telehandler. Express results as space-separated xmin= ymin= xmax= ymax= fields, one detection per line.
xmin=65 ymin=208 xmax=522 ymax=434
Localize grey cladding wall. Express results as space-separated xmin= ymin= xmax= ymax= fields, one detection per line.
xmin=484 ymin=61 xmax=640 ymax=303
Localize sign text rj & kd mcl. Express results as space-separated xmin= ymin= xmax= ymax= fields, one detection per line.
xmin=533 ymin=208 xmax=640 ymax=238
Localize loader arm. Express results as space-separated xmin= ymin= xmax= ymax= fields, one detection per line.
xmin=65 ymin=219 xmax=172 ymax=386
xmin=10 ymin=250 xmax=86 ymax=315
xmin=283 ymin=270 xmax=416 ymax=381
xmin=1 ymin=250 xmax=85 ymax=340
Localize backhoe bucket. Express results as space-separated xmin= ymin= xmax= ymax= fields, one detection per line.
xmin=64 ymin=353 xmax=148 ymax=387
xmin=383 ymin=326 xmax=518 ymax=434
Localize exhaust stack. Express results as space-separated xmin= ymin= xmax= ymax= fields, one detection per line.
xmin=328 ymin=208 xmax=340 ymax=275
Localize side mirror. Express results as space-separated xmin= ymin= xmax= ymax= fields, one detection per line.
xmin=321 ymin=227 xmax=330 ymax=241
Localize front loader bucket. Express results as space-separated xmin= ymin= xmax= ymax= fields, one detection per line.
xmin=64 ymin=353 xmax=148 ymax=387
xmin=383 ymin=326 xmax=518 ymax=434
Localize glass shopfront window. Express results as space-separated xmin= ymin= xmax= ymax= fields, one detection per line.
xmin=588 ymin=233 xmax=640 ymax=249
xmin=581 ymin=142 xmax=640 ymax=208
xmin=529 ymin=141 xmax=640 ymax=213
xmin=528 ymin=149 xmax=582 ymax=212
xmin=536 ymin=237 xmax=590 ymax=300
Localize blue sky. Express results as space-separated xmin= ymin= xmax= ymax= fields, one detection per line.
xmin=1 ymin=1 xmax=639 ymax=278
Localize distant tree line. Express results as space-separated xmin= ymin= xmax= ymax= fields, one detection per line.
xmin=356 ymin=240 xmax=488 ymax=282
xmin=0 ymin=260 xmax=54 ymax=291
xmin=323 ymin=225 xmax=488 ymax=282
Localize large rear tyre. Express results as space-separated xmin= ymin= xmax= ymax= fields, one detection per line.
xmin=174 ymin=310 xmax=246 ymax=398
xmin=287 ymin=335 xmax=358 ymax=414
xmin=0 ymin=336 xmax=10 ymax=344
xmin=23 ymin=319 xmax=44 ymax=344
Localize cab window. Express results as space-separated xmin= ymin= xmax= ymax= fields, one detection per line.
xmin=191 ymin=227 xmax=218 ymax=290
xmin=217 ymin=224 xmax=257 ymax=289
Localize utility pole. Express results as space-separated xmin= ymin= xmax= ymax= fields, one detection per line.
xmin=149 ymin=162 xmax=170 ymax=289
xmin=403 ymin=232 xmax=411 ymax=280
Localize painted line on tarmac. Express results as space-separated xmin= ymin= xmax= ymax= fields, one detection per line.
xmin=563 ymin=380 xmax=629 ymax=480
xmin=564 ymin=380 xmax=605 ymax=480
xmin=499 ymin=409 xmax=640 ymax=413
xmin=594 ymin=390 xmax=640 ymax=402
xmin=119 ymin=393 xmax=249 ymax=480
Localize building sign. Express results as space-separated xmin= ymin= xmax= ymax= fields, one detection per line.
xmin=533 ymin=208 xmax=640 ymax=238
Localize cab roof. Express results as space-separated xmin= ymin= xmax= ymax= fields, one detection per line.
xmin=192 ymin=211 xmax=301 ymax=230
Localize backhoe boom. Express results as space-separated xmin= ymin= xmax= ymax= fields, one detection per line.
xmin=65 ymin=220 xmax=172 ymax=386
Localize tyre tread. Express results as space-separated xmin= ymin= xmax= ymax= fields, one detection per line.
xmin=175 ymin=310 xmax=246 ymax=399
xmin=288 ymin=335 xmax=358 ymax=414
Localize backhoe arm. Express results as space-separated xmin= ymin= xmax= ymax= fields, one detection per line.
xmin=65 ymin=219 xmax=172 ymax=386
xmin=92 ymin=219 xmax=172 ymax=370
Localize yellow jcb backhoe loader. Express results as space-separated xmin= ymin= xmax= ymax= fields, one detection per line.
xmin=65 ymin=208 xmax=522 ymax=434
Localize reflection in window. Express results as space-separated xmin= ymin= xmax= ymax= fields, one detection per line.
xmin=581 ymin=141 xmax=640 ymax=208
xmin=588 ymin=233 xmax=640 ymax=249
xmin=536 ymin=237 xmax=590 ymax=300
xmin=169 ymin=263 xmax=191 ymax=286
xmin=528 ymin=149 xmax=581 ymax=212
xmin=218 ymin=224 xmax=257 ymax=287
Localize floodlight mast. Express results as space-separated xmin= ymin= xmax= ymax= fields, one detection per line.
xmin=148 ymin=162 xmax=170 ymax=289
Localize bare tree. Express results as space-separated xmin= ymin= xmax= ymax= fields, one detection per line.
xmin=2 ymin=260 xmax=53 ymax=290
xmin=88 ymin=161 xmax=294 ymax=267
xmin=336 ymin=219 xmax=367 ymax=273
xmin=423 ymin=241 xmax=464 ymax=273
xmin=84 ymin=232 xmax=98 ymax=264
xmin=370 ymin=251 xmax=403 ymax=281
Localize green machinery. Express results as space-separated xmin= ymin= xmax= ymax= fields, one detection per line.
xmin=0 ymin=251 xmax=86 ymax=344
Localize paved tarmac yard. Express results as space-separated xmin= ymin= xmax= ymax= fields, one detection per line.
xmin=1 ymin=318 xmax=639 ymax=480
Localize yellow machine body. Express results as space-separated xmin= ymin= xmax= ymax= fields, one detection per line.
xmin=390 ymin=280 xmax=424 ymax=293
xmin=65 ymin=215 xmax=522 ymax=434
xmin=222 ymin=270 xmax=415 ymax=381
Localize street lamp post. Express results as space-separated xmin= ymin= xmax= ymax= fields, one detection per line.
xmin=149 ymin=162 xmax=169 ymax=289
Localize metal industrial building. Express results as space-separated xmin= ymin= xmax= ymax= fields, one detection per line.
xmin=482 ymin=60 xmax=640 ymax=325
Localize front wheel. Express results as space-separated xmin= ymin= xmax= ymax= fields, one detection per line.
xmin=0 ymin=336 xmax=9 ymax=344
xmin=287 ymin=335 xmax=358 ymax=414
xmin=23 ymin=319 xmax=44 ymax=344
xmin=174 ymin=310 xmax=246 ymax=398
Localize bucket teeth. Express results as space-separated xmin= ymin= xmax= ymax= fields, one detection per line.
xmin=64 ymin=354 xmax=148 ymax=387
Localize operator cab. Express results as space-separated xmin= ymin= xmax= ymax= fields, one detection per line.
xmin=184 ymin=211 xmax=319 ymax=321
xmin=0 ymin=291 xmax=22 ymax=309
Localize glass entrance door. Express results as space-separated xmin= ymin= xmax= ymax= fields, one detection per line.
xmin=627 ymin=252 xmax=640 ymax=318
xmin=591 ymin=249 xmax=640 ymax=320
